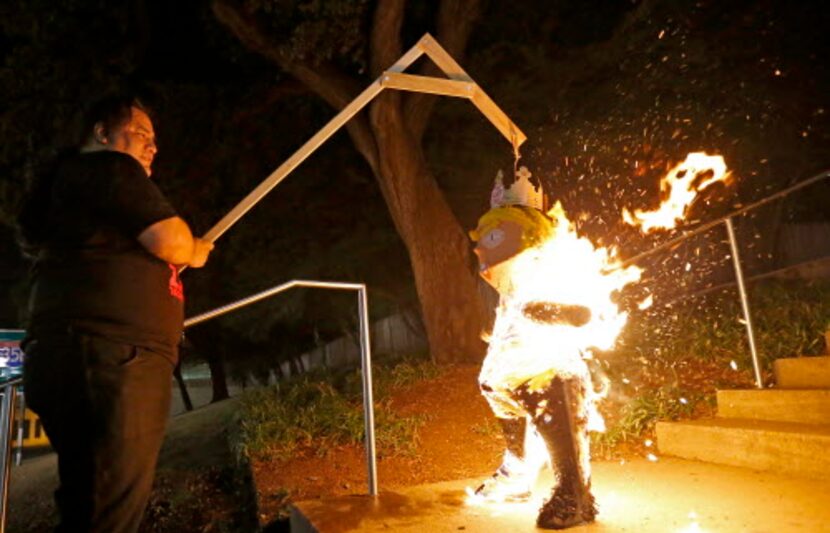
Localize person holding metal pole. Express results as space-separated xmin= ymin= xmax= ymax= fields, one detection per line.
xmin=16 ymin=93 xmax=213 ymax=532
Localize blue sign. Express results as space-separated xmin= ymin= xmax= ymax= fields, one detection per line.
xmin=0 ymin=329 xmax=25 ymax=371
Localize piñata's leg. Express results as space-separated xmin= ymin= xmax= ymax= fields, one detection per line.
xmin=515 ymin=377 xmax=596 ymax=529
xmin=474 ymin=384 xmax=532 ymax=502
xmin=499 ymin=417 xmax=526 ymax=459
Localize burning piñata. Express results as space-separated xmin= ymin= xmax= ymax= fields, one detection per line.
xmin=468 ymin=166 xmax=641 ymax=528
xmin=467 ymin=153 xmax=729 ymax=529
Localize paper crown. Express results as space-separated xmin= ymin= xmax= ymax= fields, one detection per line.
xmin=490 ymin=166 xmax=545 ymax=211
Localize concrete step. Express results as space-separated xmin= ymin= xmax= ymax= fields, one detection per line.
xmin=656 ymin=418 xmax=830 ymax=480
xmin=774 ymin=356 xmax=830 ymax=388
xmin=717 ymin=389 xmax=830 ymax=424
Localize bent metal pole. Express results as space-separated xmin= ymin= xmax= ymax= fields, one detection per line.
xmin=180 ymin=33 xmax=526 ymax=268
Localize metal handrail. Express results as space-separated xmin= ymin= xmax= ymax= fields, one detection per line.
xmin=183 ymin=280 xmax=378 ymax=496
xmin=0 ymin=377 xmax=22 ymax=533
xmin=618 ymin=169 xmax=830 ymax=388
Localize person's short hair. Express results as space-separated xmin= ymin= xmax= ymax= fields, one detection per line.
xmin=78 ymin=93 xmax=153 ymax=146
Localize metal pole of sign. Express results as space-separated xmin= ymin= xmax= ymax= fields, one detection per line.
xmin=357 ymin=286 xmax=377 ymax=496
xmin=0 ymin=379 xmax=21 ymax=533
xmin=725 ymin=217 xmax=764 ymax=389
xmin=14 ymin=390 xmax=24 ymax=466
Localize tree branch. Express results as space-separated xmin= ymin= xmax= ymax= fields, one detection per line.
xmin=405 ymin=0 xmax=481 ymax=141
xmin=230 ymin=80 xmax=309 ymax=126
xmin=211 ymin=0 xmax=380 ymax=175
xmin=367 ymin=0 xmax=407 ymax=216
xmin=369 ymin=0 xmax=405 ymax=79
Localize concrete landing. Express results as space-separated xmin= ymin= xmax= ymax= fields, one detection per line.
xmin=773 ymin=356 xmax=830 ymax=388
xmin=716 ymin=388 xmax=830 ymax=424
xmin=289 ymin=458 xmax=830 ymax=532
xmin=656 ymin=418 xmax=830 ymax=479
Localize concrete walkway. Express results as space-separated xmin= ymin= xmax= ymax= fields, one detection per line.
xmin=291 ymin=458 xmax=830 ymax=532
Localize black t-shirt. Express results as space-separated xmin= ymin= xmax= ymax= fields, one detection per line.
xmin=28 ymin=151 xmax=185 ymax=357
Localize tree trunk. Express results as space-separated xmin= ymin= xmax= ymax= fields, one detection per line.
xmin=212 ymin=0 xmax=489 ymax=363
xmin=173 ymin=362 xmax=194 ymax=412
xmin=207 ymin=351 xmax=230 ymax=402
xmin=273 ymin=359 xmax=285 ymax=380
xmin=369 ymin=91 xmax=488 ymax=362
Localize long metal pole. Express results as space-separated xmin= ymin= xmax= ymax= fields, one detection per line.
xmin=0 ymin=381 xmax=20 ymax=533
xmin=173 ymin=33 xmax=528 ymax=277
xmin=725 ymin=217 xmax=764 ymax=388
xmin=357 ymin=286 xmax=378 ymax=496
xmin=199 ymin=81 xmax=384 ymax=245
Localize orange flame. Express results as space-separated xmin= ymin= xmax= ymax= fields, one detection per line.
xmin=623 ymin=152 xmax=730 ymax=232
xmin=485 ymin=202 xmax=642 ymax=384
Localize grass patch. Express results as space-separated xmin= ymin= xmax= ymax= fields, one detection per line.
xmin=593 ymin=279 xmax=830 ymax=456
xmin=232 ymin=356 xmax=439 ymax=462
xmin=593 ymin=386 xmax=711 ymax=457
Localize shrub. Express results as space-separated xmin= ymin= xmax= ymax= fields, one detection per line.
xmin=232 ymin=356 xmax=435 ymax=462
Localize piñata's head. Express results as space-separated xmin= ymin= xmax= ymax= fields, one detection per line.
xmin=470 ymin=167 xmax=551 ymax=294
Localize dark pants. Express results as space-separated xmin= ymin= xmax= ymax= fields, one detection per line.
xmin=23 ymin=330 xmax=174 ymax=533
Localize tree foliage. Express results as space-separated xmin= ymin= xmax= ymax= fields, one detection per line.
xmin=1 ymin=0 xmax=827 ymax=384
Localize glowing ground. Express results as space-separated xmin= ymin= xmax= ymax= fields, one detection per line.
xmin=289 ymin=457 xmax=830 ymax=532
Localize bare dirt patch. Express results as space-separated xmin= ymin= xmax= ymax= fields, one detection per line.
xmin=249 ymin=365 xmax=504 ymax=523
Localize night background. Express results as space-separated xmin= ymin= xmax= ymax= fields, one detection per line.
xmin=2 ymin=1 xmax=830 ymax=530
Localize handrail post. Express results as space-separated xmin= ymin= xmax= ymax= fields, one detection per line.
xmin=357 ymin=286 xmax=378 ymax=496
xmin=725 ymin=217 xmax=764 ymax=388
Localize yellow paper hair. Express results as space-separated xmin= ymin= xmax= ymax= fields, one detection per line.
xmin=469 ymin=206 xmax=553 ymax=251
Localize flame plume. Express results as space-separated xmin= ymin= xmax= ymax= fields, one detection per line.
xmin=623 ymin=152 xmax=730 ymax=233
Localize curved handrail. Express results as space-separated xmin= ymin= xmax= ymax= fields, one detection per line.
xmin=183 ymin=280 xmax=378 ymax=496
xmin=184 ymin=280 xmax=365 ymax=328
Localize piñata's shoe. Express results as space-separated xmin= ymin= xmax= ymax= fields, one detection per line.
xmin=536 ymin=486 xmax=597 ymax=529
xmin=473 ymin=453 xmax=532 ymax=502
